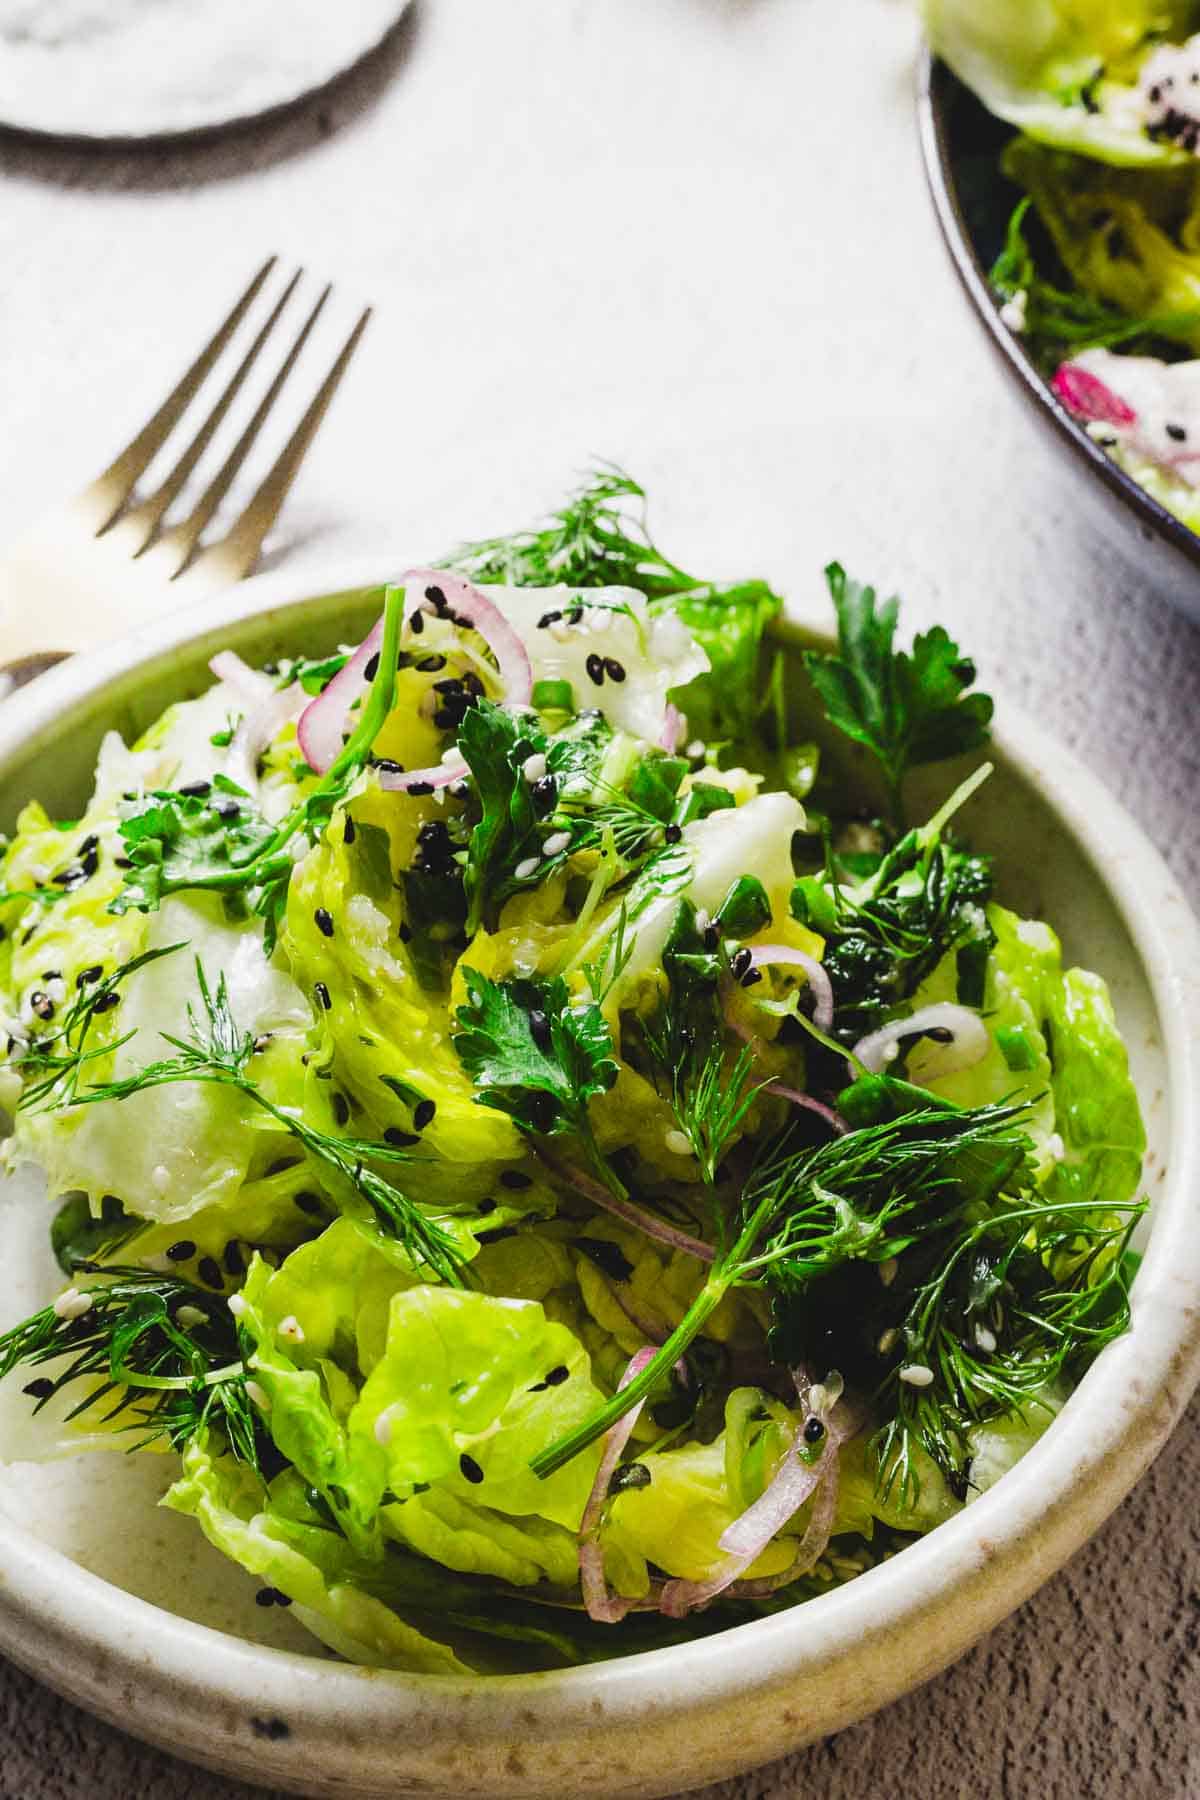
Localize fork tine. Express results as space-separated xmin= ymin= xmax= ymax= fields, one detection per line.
xmin=154 ymin=282 xmax=334 ymax=579
xmin=117 ymin=269 xmax=304 ymax=558
xmin=84 ymin=257 xmax=276 ymax=535
xmin=181 ymin=303 xmax=372 ymax=587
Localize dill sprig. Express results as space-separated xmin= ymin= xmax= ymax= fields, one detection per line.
xmin=49 ymin=958 xmax=468 ymax=1287
xmin=16 ymin=942 xmax=188 ymax=1111
xmin=530 ymin=1097 xmax=1136 ymax=1487
xmin=0 ymin=1269 xmax=261 ymax=1469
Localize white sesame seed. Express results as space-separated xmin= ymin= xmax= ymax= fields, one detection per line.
xmin=151 ymin=1163 xmax=171 ymax=1195
xmin=28 ymin=864 xmax=49 ymax=886
xmin=975 ymin=1324 xmax=997 ymax=1354
xmin=53 ymin=1287 xmax=93 ymax=1321
xmin=44 ymin=978 xmax=66 ymax=1005
xmin=686 ymin=740 xmax=705 ymax=760
xmin=1046 ymin=1132 xmax=1065 ymax=1163
xmin=808 ymin=1383 xmax=829 ymax=1417
xmin=277 ymin=1314 xmax=305 ymax=1345
xmin=374 ymin=1406 xmax=394 ymax=1447
xmin=878 ymin=1257 xmax=898 ymax=1287
xmin=663 ymin=1128 xmax=693 ymax=1157
xmin=227 ymin=1294 xmax=248 ymax=1319
xmin=877 ymin=1327 xmax=899 ymax=1355
xmin=899 ymin=1364 xmax=934 ymax=1388
xmin=549 ymin=620 xmax=571 ymax=643
xmin=176 ymin=1305 xmax=207 ymax=1330
xmin=694 ymin=908 xmax=711 ymax=933
xmin=514 ymin=856 xmax=541 ymax=881
xmin=588 ymin=608 xmax=611 ymax=633
xmin=245 ymin=1380 xmax=272 ymax=1412
xmin=542 ymin=830 xmax=572 ymax=857
xmin=521 ymin=753 xmax=548 ymax=784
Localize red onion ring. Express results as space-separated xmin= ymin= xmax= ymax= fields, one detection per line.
xmin=658 ymin=1401 xmax=846 ymax=1616
xmin=763 ymin=1083 xmax=847 ymax=1136
xmin=535 ymin=1146 xmax=715 ymax=1264
xmin=659 ymin=703 xmax=683 ymax=752
xmin=599 ymin=1274 xmax=670 ymax=1345
xmin=295 ymin=570 xmax=534 ymax=786
xmin=1052 ymin=362 xmax=1137 ymax=427
xmin=851 ymin=1002 xmax=990 ymax=1080
xmin=579 ymin=1348 xmax=659 ymax=1624
xmin=747 ymin=945 xmax=834 ymax=1034
xmin=724 ymin=1441 xmax=841 ymax=1599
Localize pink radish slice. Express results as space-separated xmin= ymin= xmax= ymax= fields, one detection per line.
xmin=1052 ymin=363 xmax=1137 ymax=427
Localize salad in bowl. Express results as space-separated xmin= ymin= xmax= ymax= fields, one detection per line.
xmin=0 ymin=474 xmax=1146 ymax=1676
xmin=924 ymin=0 xmax=1200 ymax=538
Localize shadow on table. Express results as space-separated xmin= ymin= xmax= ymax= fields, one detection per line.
xmin=0 ymin=3 xmax=423 ymax=194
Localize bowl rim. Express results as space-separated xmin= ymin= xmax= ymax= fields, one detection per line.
xmin=1 ymin=559 xmax=1199 ymax=1795
xmin=916 ymin=47 xmax=1200 ymax=579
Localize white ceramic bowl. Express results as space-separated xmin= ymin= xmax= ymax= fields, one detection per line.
xmin=1 ymin=562 xmax=1198 ymax=1800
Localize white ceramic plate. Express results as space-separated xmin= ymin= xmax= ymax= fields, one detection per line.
xmin=0 ymin=561 xmax=1198 ymax=1799
xmin=0 ymin=1 xmax=412 ymax=142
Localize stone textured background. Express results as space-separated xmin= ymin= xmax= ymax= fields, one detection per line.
xmin=1 ymin=2 xmax=1198 ymax=1795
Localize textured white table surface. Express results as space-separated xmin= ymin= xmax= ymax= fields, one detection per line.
xmin=1 ymin=2 xmax=1198 ymax=1796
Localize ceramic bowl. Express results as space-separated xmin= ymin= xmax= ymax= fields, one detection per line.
xmin=0 ymin=561 xmax=1198 ymax=1800
xmin=918 ymin=50 xmax=1200 ymax=628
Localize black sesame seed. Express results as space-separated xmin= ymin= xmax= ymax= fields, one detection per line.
xmin=544 ymin=1364 xmax=570 ymax=1387
xmin=92 ymin=990 xmax=121 ymax=1014
xmin=294 ymin=1191 xmax=326 ymax=1217
xmin=197 ymin=1256 xmax=224 ymax=1290
xmin=363 ymin=652 xmax=380 ymax=683
xmin=499 ymin=1170 xmax=533 ymax=1190
xmin=417 ymin=820 xmax=450 ymax=846
xmin=212 ymin=798 xmax=241 ymax=822
xmin=476 ymin=1226 xmax=518 ymax=1245
xmin=343 ymin=815 xmax=356 ymax=845
xmin=166 ymin=1240 xmax=196 ymax=1262
xmin=730 ymin=947 xmax=753 ymax=979
xmin=478 ymin=1198 xmax=497 ymax=1216
xmin=23 ymin=1378 xmax=54 ymax=1400
xmin=113 ymin=856 xmax=133 ymax=870
xmin=528 ymin=1009 xmax=552 ymax=1053
xmin=78 ymin=835 xmax=99 ymax=856
xmin=75 ymin=964 xmax=104 ymax=989
xmin=314 ymin=907 xmax=334 ymax=938
xmin=425 ymin=583 xmax=448 ymax=612
xmin=255 ymin=1588 xmax=276 ymax=1608
xmin=448 ymin=780 xmax=471 ymax=800
xmin=459 ymin=1453 xmax=485 ymax=1485
xmin=1167 ymin=422 xmax=1188 ymax=443
xmin=741 ymin=969 xmax=763 ymax=989
xmin=314 ymin=981 xmax=332 ymax=1011
xmin=372 ymin=757 xmax=405 ymax=775
xmin=332 ymin=1093 xmax=350 ymax=1127
xmin=585 ymin=653 xmax=605 ymax=687
xmin=223 ymin=1240 xmax=247 ymax=1275
xmin=574 ymin=1236 xmax=636 ymax=1282
xmin=40 ymin=970 xmax=61 ymax=982
xmin=608 ymin=1461 xmax=652 ymax=1496
xmin=603 ymin=657 xmax=627 ymax=683
xmin=177 ymin=780 xmax=212 ymax=798
xmin=567 ymin=604 xmax=584 ymax=625
xmin=410 ymin=610 xmax=424 ymax=635
xmin=270 ymin=1588 xmax=293 ymax=1608
xmin=664 ymin=823 xmax=682 ymax=845
xmin=407 ymin=780 xmax=435 ymax=797
xmin=413 ymin=1098 xmax=436 ymax=1131
xmin=30 ymin=992 xmax=55 ymax=1022
xmin=416 ymin=654 xmax=447 ymax=672
xmin=804 ymin=1416 xmax=826 ymax=1444
xmin=531 ymin=775 xmax=557 ymax=809
xmin=384 ymin=1126 xmax=419 ymax=1148
xmin=433 ymin=677 xmax=463 ymax=694
xmin=702 ymin=924 xmax=720 ymax=951
xmin=537 ymin=610 xmax=563 ymax=629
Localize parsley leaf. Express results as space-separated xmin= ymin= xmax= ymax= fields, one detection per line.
xmin=805 ymin=565 xmax=993 ymax=824
xmin=452 ymin=969 xmax=618 ymax=1144
xmin=112 ymin=777 xmax=277 ymax=914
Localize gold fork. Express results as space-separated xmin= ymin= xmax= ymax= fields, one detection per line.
xmin=0 ymin=258 xmax=371 ymax=693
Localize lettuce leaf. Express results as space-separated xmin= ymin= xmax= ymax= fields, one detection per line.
xmin=1044 ymin=966 xmax=1146 ymax=1207
xmin=163 ymin=1437 xmax=472 ymax=1673
xmin=925 ymin=0 xmax=1199 ymax=166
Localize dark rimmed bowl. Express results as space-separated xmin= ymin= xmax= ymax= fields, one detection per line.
xmin=917 ymin=51 xmax=1200 ymax=626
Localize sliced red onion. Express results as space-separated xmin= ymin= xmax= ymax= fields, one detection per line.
xmin=296 ymin=571 xmax=533 ymax=781
xmin=535 ymin=1146 xmax=714 ymax=1264
xmin=659 ymin=703 xmax=683 ymax=752
xmin=209 ymin=649 xmax=274 ymax=708
xmin=600 ymin=1274 xmax=670 ymax=1345
xmin=764 ymin=1082 xmax=847 ymax=1136
xmin=225 ymin=680 xmax=306 ymax=796
xmin=579 ymin=1347 xmax=659 ymax=1624
xmin=1052 ymin=362 xmax=1137 ymax=427
xmin=747 ymin=945 xmax=834 ymax=1033
xmin=851 ymin=1002 xmax=990 ymax=1080
xmin=658 ymin=1390 xmax=848 ymax=1617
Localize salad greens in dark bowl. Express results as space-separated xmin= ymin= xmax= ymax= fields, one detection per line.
xmin=919 ymin=0 xmax=1200 ymax=623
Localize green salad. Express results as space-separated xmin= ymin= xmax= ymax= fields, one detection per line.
xmin=0 ymin=473 xmax=1146 ymax=1673
xmin=926 ymin=0 xmax=1200 ymax=531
